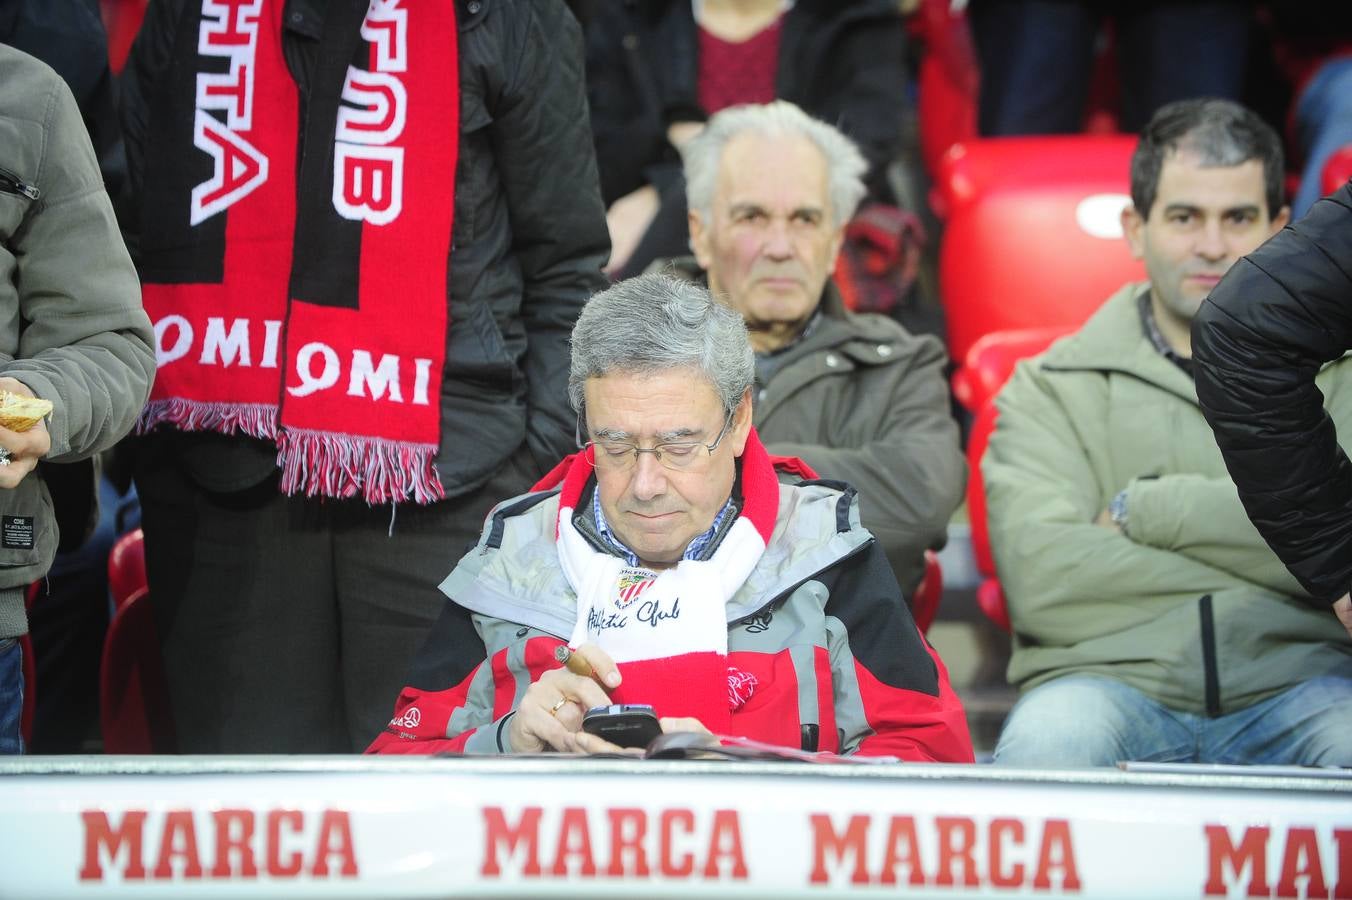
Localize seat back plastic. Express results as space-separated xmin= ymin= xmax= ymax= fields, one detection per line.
xmin=937 ymin=135 xmax=1145 ymax=362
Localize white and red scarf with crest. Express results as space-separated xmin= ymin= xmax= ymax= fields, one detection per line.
xmin=545 ymin=429 xmax=788 ymax=734
xmin=137 ymin=0 xmax=457 ymax=504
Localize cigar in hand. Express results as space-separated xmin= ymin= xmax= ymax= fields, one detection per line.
xmin=555 ymin=644 xmax=611 ymax=691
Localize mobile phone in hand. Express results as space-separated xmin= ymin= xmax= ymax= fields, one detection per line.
xmin=581 ymin=704 xmax=661 ymax=749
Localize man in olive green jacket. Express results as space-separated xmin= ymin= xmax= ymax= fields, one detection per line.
xmin=0 ymin=44 xmax=156 ymax=753
xmin=672 ymin=101 xmax=964 ymax=598
xmin=984 ymin=99 xmax=1352 ymax=767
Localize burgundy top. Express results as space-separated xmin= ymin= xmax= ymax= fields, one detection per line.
xmin=696 ymin=18 xmax=783 ymax=115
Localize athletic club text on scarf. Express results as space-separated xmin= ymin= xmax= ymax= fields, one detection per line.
xmin=137 ymin=0 xmax=459 ymax=505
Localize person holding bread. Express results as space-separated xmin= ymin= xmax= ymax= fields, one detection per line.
xmin=0 ymin=43 xmax=155 ymax=754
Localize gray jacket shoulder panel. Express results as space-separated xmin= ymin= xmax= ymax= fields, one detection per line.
xmin=439 ymin=480 xmax=873 ymax=635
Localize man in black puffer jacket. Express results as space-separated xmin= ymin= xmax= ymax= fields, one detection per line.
xmin=1193 ymin=181 xmax=1352 ymax=640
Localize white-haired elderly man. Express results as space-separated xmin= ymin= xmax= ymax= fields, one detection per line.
xmin=664 ymin=100 xmax=964 ymax=600
xmin=369 ymin=274 xmax=972 ymax=761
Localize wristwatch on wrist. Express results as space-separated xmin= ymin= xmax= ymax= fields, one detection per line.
xmin=1108 ymin=489 xmax=1129 ymax=535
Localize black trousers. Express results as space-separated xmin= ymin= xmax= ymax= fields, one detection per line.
xmin=135 ymin=447 xmax=535 ymax=753
xmin=969 ymin=0 xmax=1251 ymax=136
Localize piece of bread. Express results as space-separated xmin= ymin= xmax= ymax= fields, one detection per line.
xmin=0 ymin=391 xmax=52 ymax=432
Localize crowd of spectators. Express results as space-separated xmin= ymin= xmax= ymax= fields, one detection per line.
xmin=0 ymin=0 xmax=1348 ymax=763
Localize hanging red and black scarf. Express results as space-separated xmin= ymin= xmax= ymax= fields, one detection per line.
xmin=137 ymin=0 xmax=457 ymax=504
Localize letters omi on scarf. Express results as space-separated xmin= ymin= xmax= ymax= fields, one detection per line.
xmin=136 ymin=0 xmax=457 ymax=504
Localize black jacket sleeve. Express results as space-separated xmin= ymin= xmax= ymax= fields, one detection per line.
xmin=491 ymin=0 xmax=611 ymax=470
xmin=1193 ymin=182 xmax=1352 ymax=603
xmin=584 ymin=3 xmax=684 ymax=206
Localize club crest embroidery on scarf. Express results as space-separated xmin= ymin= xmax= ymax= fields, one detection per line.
xmin=614 ymin=567 xmax=657 ymax=610
xmin=136 ymin=0 xmax=458 ymax=504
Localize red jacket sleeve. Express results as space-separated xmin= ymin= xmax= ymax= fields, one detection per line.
xmin=365 ymin=601 xmax=569 ymax=755
xmin=851 ymin=636 xmax=974 ymax=762
xmin=825 ymin=539 xmax=974 ymax=762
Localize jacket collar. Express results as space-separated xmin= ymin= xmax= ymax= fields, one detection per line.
xmin=1040 ymin=281 xmax=1197 ymax=402
xmin=438 ymin=480 xmax=870 ymax=638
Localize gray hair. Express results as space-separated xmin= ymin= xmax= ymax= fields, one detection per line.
xmin=569 ymin=274 xmax=754 ymax=416
xmin=683 ymin=100 xmax=868 ymax=227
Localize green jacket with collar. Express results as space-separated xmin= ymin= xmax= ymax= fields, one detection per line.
xmin=664 ymin=258 xmax=965 ymax=596
xmin=983 ymin=282 xmax=1352 ymax=715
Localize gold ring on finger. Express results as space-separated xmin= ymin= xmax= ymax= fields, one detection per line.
xmin=549 ymin=697 xmax=568 ymax=717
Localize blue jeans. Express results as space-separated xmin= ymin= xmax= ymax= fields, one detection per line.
xmin=993 ymin=671 xmax=1352 ymax=767
xmin=0 ymin=637 xmax=24 ymax=755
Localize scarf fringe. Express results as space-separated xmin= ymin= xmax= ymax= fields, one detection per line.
xmin=137 ymin=398 xmax=279 ymax=441
xmin=276 ymin=428 xmax=445 ymax=506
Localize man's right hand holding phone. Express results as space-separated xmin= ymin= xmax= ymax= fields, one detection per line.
xmin=507 ymin=642 xmax=713 ymax=753
xmin=576 ymin=712 xmax=712 ymax=756
xmin=507 ymin=642 xmax=622 ymax=753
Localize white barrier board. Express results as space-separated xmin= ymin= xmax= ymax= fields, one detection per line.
xmin=0 ymin=757 xmax=1347 ymax=898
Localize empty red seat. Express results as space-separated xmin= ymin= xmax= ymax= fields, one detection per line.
xmin=19 ymin=583 xmax=39 ymax=747
xmin=937 ymin=135 xmax=1145 ymax=364
xmin=964 ymin=328 xmax=1066 ymax=632
xmin=102 ymin=529 xmax=175 ymax=752
xmin=952 ymin=325 xmax=1074 ymax=412
xmin=107 ymin=527 xmax=146 ymax=611
xmin=101 ymin=585 xmax=176 ymax=753
xmin=911 ymin=550 xmax=943 ymax=635
xmin=99 ymin=0 xmax=148 ymax=74
xmin=913 ymin=0 xmax=979 ymax=179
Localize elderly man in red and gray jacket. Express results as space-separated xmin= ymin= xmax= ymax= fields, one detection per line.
xmin=369 ymin=274 xmax=972 ymax=761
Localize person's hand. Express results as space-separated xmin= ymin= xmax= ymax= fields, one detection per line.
xmin=507 ymin=643 xmax=621 ymax=753
xmin=1094 ymin=507 xmax=1121 ymax=533
xmin=658 ymin=716 xmax=712 ymax=736
xmin=573 ymin=715 xmax=713 ymax=756
xmin=665 ymin=120 xmax=703 ymax=149
xmin=1334 ymin=593 xmax=1352 ymax=640
xmin=604 ymin=185 xmax=660 ymax=276
xmin=0 ymin=377 xmax=50 ymax=490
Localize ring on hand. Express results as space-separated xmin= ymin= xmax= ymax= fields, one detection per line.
xmin=0 ymin=447 xmax=11 ymax=467
xmin=549 ymin=697 xmax=568 ymax=717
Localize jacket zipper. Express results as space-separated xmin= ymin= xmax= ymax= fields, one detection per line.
xmin=1198 ymin=594 xmax=1221 ymax=717
xmin=0 ymin=167 xmax=39 ymax=201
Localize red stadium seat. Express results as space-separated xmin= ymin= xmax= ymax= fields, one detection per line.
xmin=102 ymin=529 xmax=175 ymax=752
xmin=107 ymin=528 xmax=146 ymax=611
xmin=911 ymin=550 xmax=943 ymax=635
xmin=1321 ymin=144 xmax=1352 ymax=198
xmin=99 ymin=0 xmax=149 ymax=74
xmin=936 ymin=135 xmax=1146 ymax=363
xmin=913 ymin=0 xmax=979 ymax=180
xmin=19 ymin=582 xmax=39 ymax=747
xmin=951 ymin=325 xmax=1074 ymax=412
xmin=101 ymin=587 xmax=176 ymax=753
xmin=966 ymin=401 xmax=1008 ymax=631
xmin=964 ymin=328 xmax=1065 ymax=632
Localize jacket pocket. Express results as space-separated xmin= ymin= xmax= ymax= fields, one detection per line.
xmin=0 ymin=473 xmax=57 ymax=583
xmin=0 ymin=166 xmax=39 ymax=202
xmin=0 ymin=164 xmax=38 ymax=252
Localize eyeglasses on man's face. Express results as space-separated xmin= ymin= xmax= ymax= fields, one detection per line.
xmin=576 ymin=409 xmax=735 ymax=472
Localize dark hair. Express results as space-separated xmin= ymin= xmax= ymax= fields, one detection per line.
xmin=1129 ymin=98 xmax=1285 ymax=220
